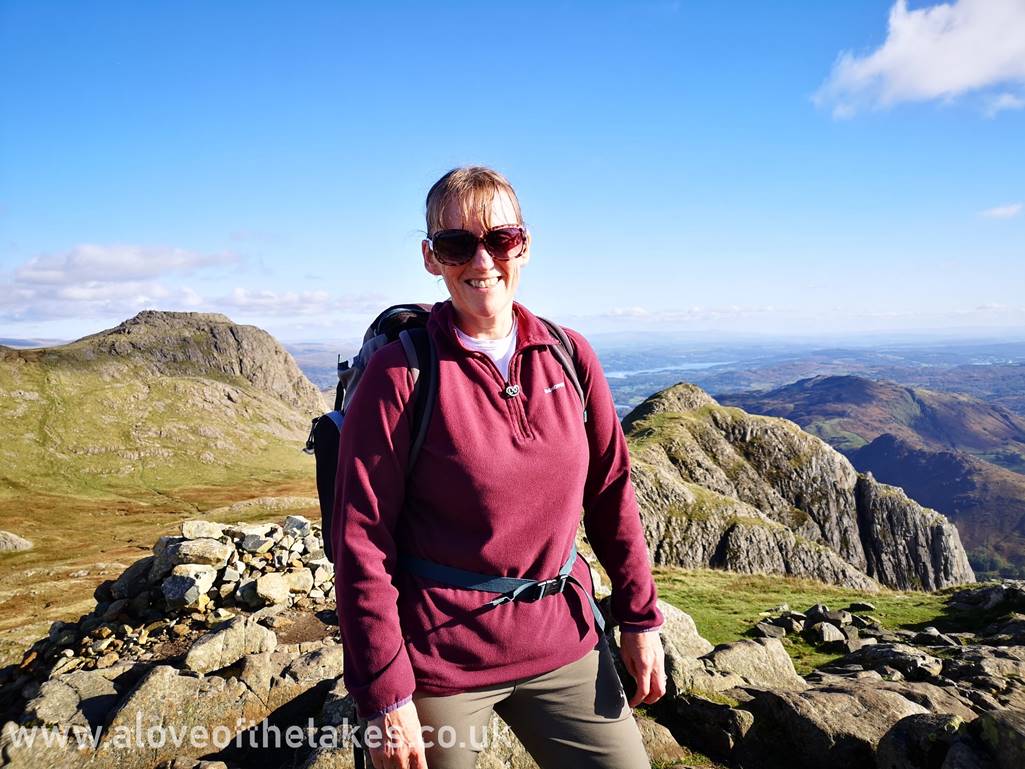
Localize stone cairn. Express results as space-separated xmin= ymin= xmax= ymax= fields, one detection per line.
xmin=752 ymin=599 xmax=963 ymax=654
xmin=1 ymin=516 xmax=334 ymax=717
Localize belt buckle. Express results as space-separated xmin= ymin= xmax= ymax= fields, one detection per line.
xmin=524 ymin=574 xmax=569 ymax=602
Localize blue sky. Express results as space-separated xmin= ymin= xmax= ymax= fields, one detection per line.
xmin=1 ymin=0 xmax=1023 ymax=342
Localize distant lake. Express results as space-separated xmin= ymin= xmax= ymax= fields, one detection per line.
xmin=604 ymin=362 xmax=734 ymax=379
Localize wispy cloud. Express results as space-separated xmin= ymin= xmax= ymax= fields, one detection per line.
xmin=984 ymin=92 xmax=1025 ymax=117
xmin=0 ymin=244 xmax=234 ymax=322
xmin=15 ymin=244 xmax=238 ymax=285
xmin=222 ymin=288 xmax=335 ymax=317
xmin=979 ymin=202 xmax=1023 ymax=219
xmin=601 ymin=305 xmax=780 ymax=322
xmin=0 ymin=241 xmax=390 ymax=328
xmin=815 ymin=0 xmax=1025 ymax=118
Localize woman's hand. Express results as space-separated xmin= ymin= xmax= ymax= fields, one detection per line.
xmin=365 ymin=700 xmax=427 ymax=769
xmin=619 ymin=629 xmax=667 ymax=707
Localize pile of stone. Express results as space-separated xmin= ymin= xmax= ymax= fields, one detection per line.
xmin=4 ymin=515 xmax=333 ymax=688
xmin=753 ymin=600 xmax=969 ymax=655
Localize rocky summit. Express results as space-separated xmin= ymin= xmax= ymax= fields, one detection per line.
xmin=1 ymin=517 xmax=1023 ymax=769
xmin=624 ymin=383 xmax=975 ymax=591
xmin=73 ymin=311 xmax=325 ymax=414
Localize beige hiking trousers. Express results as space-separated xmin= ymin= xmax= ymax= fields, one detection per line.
xmin=409 ymin=637 xmax=650 ymax=769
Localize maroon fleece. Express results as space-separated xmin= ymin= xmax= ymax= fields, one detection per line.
xmin=332 ymin=300 xmax=663 ymax=718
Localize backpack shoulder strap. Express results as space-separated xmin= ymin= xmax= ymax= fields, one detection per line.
xmin=537 ymin=317 xmax=587 ymax=423
xmin=398 ymin=326 xmax=438 ymax=473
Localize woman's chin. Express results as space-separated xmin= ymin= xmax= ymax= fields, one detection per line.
xmin=452 ymin=294 xmax=514 ymax=332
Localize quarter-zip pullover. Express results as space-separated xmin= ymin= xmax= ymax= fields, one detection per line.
xmin=333 ymin=300 xmax=663 ymax=719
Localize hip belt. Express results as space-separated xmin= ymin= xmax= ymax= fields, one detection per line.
xmin=398 ymin=544 xmax=606 ymax=633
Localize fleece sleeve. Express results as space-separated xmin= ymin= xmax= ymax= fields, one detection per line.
xmin=332 ymin=343 xmax=417 ymax=719
xmin=567 ymin=329 xmax=664 ymax=632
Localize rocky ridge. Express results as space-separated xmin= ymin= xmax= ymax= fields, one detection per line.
xmin=71 ymin=311 xmax=324 ymax=414
xmin=625 ymin=384 xmax=975 ymax=591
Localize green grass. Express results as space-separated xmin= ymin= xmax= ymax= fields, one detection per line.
xmin=806 ymin=419 xmax=869 ymax=452
xmin=654 ymin=566 xmax=952 ymax=674
xmin=651 ymin=753 xmax=728 ymax=769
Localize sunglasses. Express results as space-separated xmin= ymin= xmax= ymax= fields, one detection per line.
xmin=427 ymin=226 xmax=526 ymax=266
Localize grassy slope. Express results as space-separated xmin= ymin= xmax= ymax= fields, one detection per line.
xmin=0 ymin=348 xmax=314 ymax=499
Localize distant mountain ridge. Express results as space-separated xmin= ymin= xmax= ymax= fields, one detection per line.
xmin=0 ymin=311 xmax=324 ymax=497
xmin=624 ymin=383 xmax=974 ymax=591
xmin=718 ymin=374 xmax=1025 ymax=465
xmin=721 ymin=375 xmax=1025 ymax=576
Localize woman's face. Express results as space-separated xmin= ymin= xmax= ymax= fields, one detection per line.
xmin=421 ymin=189 xmax=529 ymax=339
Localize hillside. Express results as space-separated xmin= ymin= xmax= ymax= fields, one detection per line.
xmin=851 ymin=435 xmax=1025 ymax=575
xmin=721 ymin=375 xmax=1025 ymax=576
xmin=623 ymin=383 xmax=973 ymax=592
xmin=718 ymin=374 xmax=1025 ymax=468
xmin=0 ymin=311 xmax=325 ymax=498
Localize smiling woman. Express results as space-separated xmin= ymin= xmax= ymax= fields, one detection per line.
xmin=421 ymin=170 xmax=530 ymax=340
xmin=333 ymin=166 xmax=666 ymax=769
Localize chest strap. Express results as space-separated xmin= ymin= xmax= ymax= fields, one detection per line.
xmin=398 ymin=544 xmax=606 ymax=633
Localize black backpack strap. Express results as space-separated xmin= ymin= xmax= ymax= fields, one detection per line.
xmin=538 ymin=317 xmax=587 ymax=423
xmin=398 ymin=327 xmax=438 ymax=474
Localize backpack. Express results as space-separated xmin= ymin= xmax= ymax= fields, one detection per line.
xmin=304 ymin=303 xmax=586 ymax=563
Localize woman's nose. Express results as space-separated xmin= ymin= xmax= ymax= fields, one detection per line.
xmin=471 ymin=241 xmax=495 ymax=269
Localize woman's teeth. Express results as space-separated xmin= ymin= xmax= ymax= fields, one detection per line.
xmin=468 ymin=277 xmax=500 ymax=289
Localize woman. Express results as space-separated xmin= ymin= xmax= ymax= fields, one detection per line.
xmin=334 ymin=166 xmax=666 ymax=769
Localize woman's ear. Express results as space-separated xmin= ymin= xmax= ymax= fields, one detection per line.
xmin=519 ymin=226 xmax=531 ymax=266
xmin=422 ymin=239 xmax=442 ymax=276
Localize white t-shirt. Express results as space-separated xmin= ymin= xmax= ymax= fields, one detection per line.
xmin=455 ymin=325 xmax=517 ymax=381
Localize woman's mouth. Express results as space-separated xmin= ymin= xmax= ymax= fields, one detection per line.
xmin=466 ymin=277 xmax=501 ymax=289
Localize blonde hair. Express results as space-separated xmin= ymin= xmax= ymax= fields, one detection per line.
xmin=425 ymin=166 xmax=523 ymax=236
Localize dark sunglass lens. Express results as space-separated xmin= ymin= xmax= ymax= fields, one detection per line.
xmin=432 ymin=230 xmax=477 ymax=264
xmin=483 ymin=228 xmax=524 ymax=258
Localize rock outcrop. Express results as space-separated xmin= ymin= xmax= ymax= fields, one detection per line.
xmin=857 ymin=474 xmax=977 ymax=591
xmin=74 ymin=311 xmax=324 ymax=414
xmin=0 ymin=531 xmax=32 ymax=552
xmin=624 ymin=383 xmax=975 ymax=590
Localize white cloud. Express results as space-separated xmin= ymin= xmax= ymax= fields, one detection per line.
xmin=0 ymin=243 xmax=245 ymax=323
xmin=219 ymin=288 xmax=386 ymax=317
xmin=223 ymin=288 xmax=332 ymax=316
xmin=984 ymin=91 xmax=1025 ymax=117
xmin=601 ymin=305 xmax=780 ymax=322
xmin=15 ymin=244 xmax=238 ymax=285
xmin=980 ymin=202 xmax=1023 ymax=219
xmin=0 ymin=241 xmax=391 ymax=329
xmin=0 ymin=281 xmax=202 ymax=322
xmin=815 ymin=0 xmax=1025 ymax=117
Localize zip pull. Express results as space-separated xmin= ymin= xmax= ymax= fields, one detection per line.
xmin=502 ymin=383 xmax=521 ymax=398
